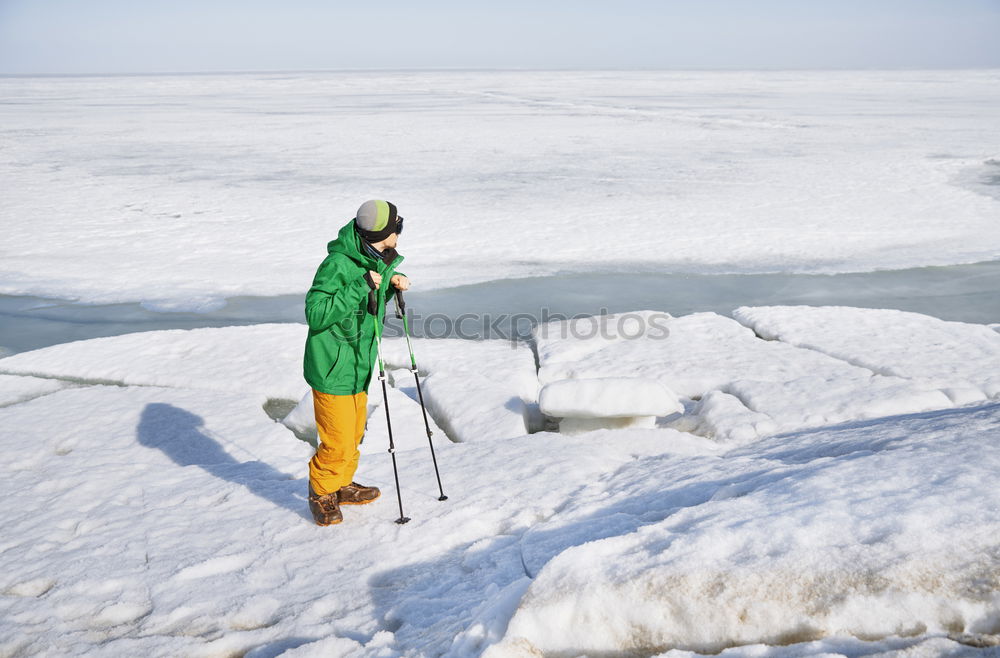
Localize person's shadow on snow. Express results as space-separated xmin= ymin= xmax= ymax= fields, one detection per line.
xmin=137 ymin=403 xmax=308 ymax=520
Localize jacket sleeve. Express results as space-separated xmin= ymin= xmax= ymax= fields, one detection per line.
xmin=304 ymin=261 xmax=369 ymax=332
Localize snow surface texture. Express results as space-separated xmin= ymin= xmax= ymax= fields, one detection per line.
xmin=498 ymin=403 xmax=1000 ymax=656
xmin=380 ymin=336 xmax=540 ymax=442
xmin=539 ymin=377 xmax=683 ymax=418
xmin=734 ymin=306 xmax=1000 ymax=402
xmin=2 ymin=71 xmax=1000 ymax=309
xmin=2 ymin=306 xmax=999 ymax=656
xmin=0 ymin=373 xmax=67 ymax=407
xmin=539 ymin=376 xmax=683 ymax=434
xmin=0 ymin=327 xmax=538 ymax=449
xmin=533 ymin=308 xmax=1000 ymax=442
xmin=0 ymin=324 xmax=307 ymax=403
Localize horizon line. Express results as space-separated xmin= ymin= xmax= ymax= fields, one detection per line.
xmin=3 ymin=65 xmax=1000 ymax=79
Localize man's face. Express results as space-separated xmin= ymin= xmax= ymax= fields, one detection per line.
xmin=385 ymin=232 xmax=399 ymax=249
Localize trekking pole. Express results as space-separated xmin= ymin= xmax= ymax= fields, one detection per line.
xmin=394 ymin=290 xmax=448 ymax=501
xmin=371 ymin=287 xmax=410 ymax=525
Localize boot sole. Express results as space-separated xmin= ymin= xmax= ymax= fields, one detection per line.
xmin=314 ymin=516 xmax=343 ymax=526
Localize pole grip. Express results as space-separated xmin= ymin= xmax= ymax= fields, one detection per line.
xmin=394 ymin=288 xmax=406 ymax=319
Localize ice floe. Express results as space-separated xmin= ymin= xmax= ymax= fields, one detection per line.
xmin=1 ymin=305 xmax=998 ymax=656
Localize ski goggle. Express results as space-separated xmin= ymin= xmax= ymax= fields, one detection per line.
xmin=395 ymin=216 xmax=404 ymax=235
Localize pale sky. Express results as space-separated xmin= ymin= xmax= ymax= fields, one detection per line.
xmin=1 ymin=0 xmax=998 ymax=74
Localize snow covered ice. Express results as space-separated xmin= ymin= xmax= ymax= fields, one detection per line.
xmin=2 ymin=69 xmax=1000 ymax=656
xmin=733 ymin=306 xmax=1000 ymax=403
xmin=538 ymin=377 xmax=684 ymax=434
xmin=2 ymin=304 xmax=1000 ymax=656
xmin=533 ymin=310 xmax=967 ymax=442
xmin=503 ymin=402 xmax=1000 ymax=656
xmin=2 ymin=70 xmax=1000 ymax=309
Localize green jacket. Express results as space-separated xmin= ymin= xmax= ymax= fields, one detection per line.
xmin=303 ymin=220 xmax=405 ymax=395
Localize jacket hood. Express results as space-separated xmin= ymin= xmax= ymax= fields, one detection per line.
xmin=327 ymin=219 xmax=404 ymax=272
xmin=327 ymin=220 xmax=378 ymax=269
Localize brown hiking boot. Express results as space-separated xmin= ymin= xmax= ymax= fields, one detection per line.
xmin=308 ymin=484 xmax=343 ymax=526
xmin=338 ymin=481 xmax=381 ymax=505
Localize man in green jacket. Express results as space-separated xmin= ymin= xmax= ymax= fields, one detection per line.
xmin=303 ymin=199 xmax=409 ymax=526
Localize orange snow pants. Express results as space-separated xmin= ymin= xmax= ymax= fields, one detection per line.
xmin=309 ymin=389 xmax=368 ymax=497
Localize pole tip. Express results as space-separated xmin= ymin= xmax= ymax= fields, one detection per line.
xmin=396 ymin=516 xmax=411 ymax=525
xmin=438 ymin=495 xmax=449 ymax=502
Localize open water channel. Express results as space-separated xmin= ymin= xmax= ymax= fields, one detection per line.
xmin=2 ymin=260 xmax=998 ymax=356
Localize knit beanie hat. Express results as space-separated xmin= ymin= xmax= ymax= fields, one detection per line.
xmin=354 ymin=200 xmax=402 ymax=242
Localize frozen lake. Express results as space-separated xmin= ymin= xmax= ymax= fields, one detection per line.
xmin=3 ymin=259 xmax=998 ymax=355
xmin=2 ymin=70 xmax=999 ymax=312
xmin=3 ymin=70 xmax=1000 ymax=658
